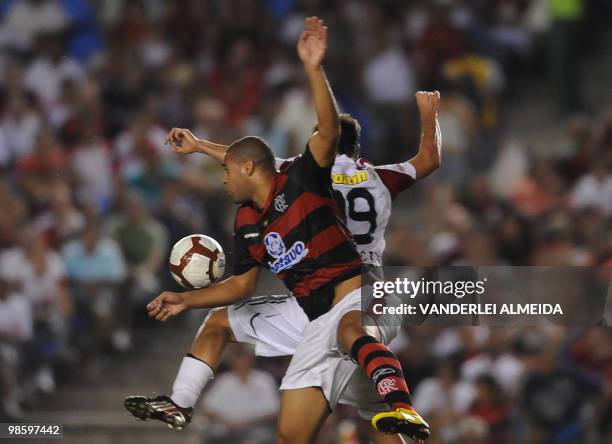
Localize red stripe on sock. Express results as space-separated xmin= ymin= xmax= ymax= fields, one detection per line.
xmin=366 ymin=357 xmax=402 ymax=377
xmin=357 ymin=342 xmax=384 ymax=368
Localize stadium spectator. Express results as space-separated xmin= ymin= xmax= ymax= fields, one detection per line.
xmin=109 ymin=192 xmax=168 ymax=310
xmin=0 ymin=277 xmax=32 ymax=419
xmin=70 ymin=121 xmax=114 ymax=212
xmin=548 ymin=0 xmax=586 ymax=112
xmin=0 ymin=0 xmax=69 ymax=51
xmin=362 ymin=32 xmax=416 ymax=162
xmin=0 ymin=226 xmax=72 ymax=394
xmin=34 ymin=181 xmax=85 ymax=248
xmin=520 ymin=334 xmax=605 ymax=443
xmin=414 ymin=358 xmax=475 ymax=424
xmin=24 ymin=33 xmax=85 ymax=112
xmin=201 ymin=345 xmax=279 ymax=444
xmin=62 ymin=220 xmax=126 ymax=375
xmin=468 ymin=374 xmax=512 ymax=443
xmin=0 ymin=90 xmax=41 ymax=166
xmin=570 ymin=162 xmax=612 ymax=216
xmin=461 ymin=329 xmax=524 ymax=395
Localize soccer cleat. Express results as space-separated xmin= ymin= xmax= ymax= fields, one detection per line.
xmin=124 ymin=395 xmax=193 ymax=431
xmin=372 ymin=408 xmax=430 ymax=441
xmin=124 ymin=396 xmax=151 ymax=421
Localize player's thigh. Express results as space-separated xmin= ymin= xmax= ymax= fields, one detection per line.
xmin=278 ymin=387 xmax=330 ymax=444
xmin=227 ymin=295 xmax=308 ymax=357
xmin=193 ymin=307 xmax=236 ymax=343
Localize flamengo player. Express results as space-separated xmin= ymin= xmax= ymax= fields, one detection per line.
xmin=124 ymin=93 xmax=440 ymax=442
xmin=128 ymin=18 xmax=439 ymax=444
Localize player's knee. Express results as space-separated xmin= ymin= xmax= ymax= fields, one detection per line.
xmin=197 ymin=307 xmax=230 ymax=338
xmin=337 ymin=311 xmax=368 ymax=351
xmin=207 ymin=307 xmax=230 ymax=329
xmin=277 ymin=421 xmax=305 ymax=444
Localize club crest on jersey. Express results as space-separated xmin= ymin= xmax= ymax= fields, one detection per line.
xmin=264 ymin=232 xmax=309 ymax=274
xmin=274 ymin=193 xmax=288 ymax=213
xmin=332 ymin=171 xmax=368 ymax=185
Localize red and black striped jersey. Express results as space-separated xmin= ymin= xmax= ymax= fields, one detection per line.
xmin=276 ymin=154 xmax=417 ymax=266
xmin=233 ymin=146 xmax=362 ymax=320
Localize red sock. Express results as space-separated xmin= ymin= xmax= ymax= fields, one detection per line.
xmin=351 ymin=335 xmax=413 ymax=411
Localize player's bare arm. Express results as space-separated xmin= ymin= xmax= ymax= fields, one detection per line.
xmin=299 ymin=16 xmax=339 ymax=167
xmin=166 ymin=127 xmax=228 ymax=162
xmin=146 ymin=267 xmax=260 ymax=321
xmin=410 ymin=91 xmax=442 ymax=179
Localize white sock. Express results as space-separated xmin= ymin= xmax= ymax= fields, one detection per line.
xmin=170 ymin=355 xmax=214 ymax=408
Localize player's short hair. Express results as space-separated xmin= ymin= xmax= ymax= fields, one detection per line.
xmin=310 ymin=114 xmax=361 ymax=159
xmin=338 ymin=114 xmax=361 ymax=159
xmin=226 ymin=136 xmax=275 ymax=173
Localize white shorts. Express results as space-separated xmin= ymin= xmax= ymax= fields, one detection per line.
xmin=279 ymin=287 xmax=400 ymax=418
xmin=227 ymin=294 xmax=309 ymax=357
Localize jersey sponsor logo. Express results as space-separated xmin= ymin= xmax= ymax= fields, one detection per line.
xmin=274 ymin=193 xmax=289 ymax=213
xmin=332 ymin=171 xmax=368 ymax=186
xmin=264 ymin=232 xmax=309 ymax=274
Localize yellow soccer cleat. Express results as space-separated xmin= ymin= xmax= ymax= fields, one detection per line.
xmin=372 ymin=408 xmax=430 ymax=441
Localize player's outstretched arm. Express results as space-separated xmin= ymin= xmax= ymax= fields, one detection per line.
xmin=166 ymin=127 xmax=228 ymax=163
xmin=298 ymin=16 xmax=339 ymax=167
xmin=410 ymin=91 xmax=442 ymax=179
xmin=146 ymin=267 xmax=260 ymax=321
xmin=166 ymin=128 xmax=291 ymax=170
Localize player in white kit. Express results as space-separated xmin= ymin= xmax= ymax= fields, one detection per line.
xmin=125 ymin=92 xmax=441 ymax=443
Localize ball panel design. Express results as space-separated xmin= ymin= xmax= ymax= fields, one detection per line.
xmin=169 ymin=234 xmax=225 ymax=289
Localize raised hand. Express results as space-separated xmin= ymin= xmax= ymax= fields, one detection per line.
xmin=297 ymin=16 xmax=328 ymax=69
xmin=146 ymin=291 xmax=187 ymax=321
xmin=165 ymin=128 xmax=200 ymax=154
xmin=415 ymin=91 xmax=441 ymax=118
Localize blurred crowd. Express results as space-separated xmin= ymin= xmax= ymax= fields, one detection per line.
xmin=195 ymin=325 xmax=612 ymax=444
xmin=0 ymin=0 xmax=610 ymax=443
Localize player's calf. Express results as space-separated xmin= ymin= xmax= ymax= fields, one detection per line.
xmin=338 ymin=312 xmax=430 ymax=441
xmin=124 ymin=308 xmax=230 ymax=430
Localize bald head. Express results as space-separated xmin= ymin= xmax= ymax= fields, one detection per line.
xmin=226 ymin=136 xmax=275 ymax=174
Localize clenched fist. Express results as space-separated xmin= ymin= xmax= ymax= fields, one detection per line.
xmin=146 ymin=291 xmax=187 ymax=322
xmin=415 ymin=91 xmax=440 ymax=118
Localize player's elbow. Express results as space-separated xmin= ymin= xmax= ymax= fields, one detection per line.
xmin=234 ymin=272 xmax=258 ymax=299
xmin=421 ymin=159 xmax=440 ymax=178
xmin=429 ymin=153 xmax=441 ymax=171
xmin=413 ymin=152 xmax=440 ymax=179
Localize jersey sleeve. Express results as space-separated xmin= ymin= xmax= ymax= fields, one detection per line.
xmin=374 ymin=160 xmax=417 ymax=200
xmin=232 ymin=213 xmax=259 ymax=275
xmin=286 ymin=144 xmax=332 ymax=196
xmin=275 ymin=156 xmax=298 ymax=171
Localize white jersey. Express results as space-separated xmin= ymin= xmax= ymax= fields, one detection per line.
xmin=276 ymin=154 xmax=416 ymax=266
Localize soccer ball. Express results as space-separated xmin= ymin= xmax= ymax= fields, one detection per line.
xmin=169 ymin=234 xmax=226 ymax=289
